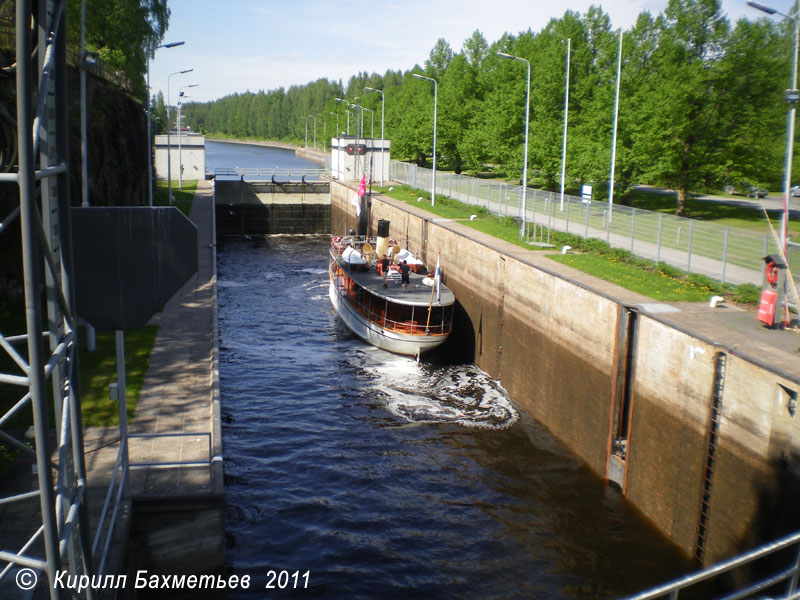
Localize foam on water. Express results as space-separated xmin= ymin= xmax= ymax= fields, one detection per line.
xmin=352 ymin=351 xmax=518 ymax=429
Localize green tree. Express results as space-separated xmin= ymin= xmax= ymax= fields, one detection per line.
xmin=66 ymin=0 xmax=170 ymax=100
xmin=389 ymin=69 xmax=434 ymax=166
xmin=151 ymin=91 xmax=167 ymax=135
xmin=438 ymin=54 xmax=476 ymax=173
xmin=425 ymin=38 xmax=454 ymax=78
xmin=463 ymin=30 xmax=489 ymax=68
xmin=630 ymin=0 xmax=733 ymax=215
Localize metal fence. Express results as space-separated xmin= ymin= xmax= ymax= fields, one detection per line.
xmin=391 ymin=161 xmax=799 ymax=287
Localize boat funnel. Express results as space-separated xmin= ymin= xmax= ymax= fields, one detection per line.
xmin=377 ymin=219 xmax=391 ymax=260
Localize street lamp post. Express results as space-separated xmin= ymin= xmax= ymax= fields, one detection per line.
xmin=79 ymin=0 xmax=101 ymax=210
xmin=167 ymin=68 xmax=192 ymax=205
xmin=362 ymin=107 xmax=374 ymax=138
xmin=353 ymin=97 xmax=361 ymax=138
xmin=320 ymin=114 xmax=326 ymax=151
xmin=146 ymin=41 xmax=184 ymax=206
xmin=497 ymin=52 xmax=531 ymax=239
xmin=560 ymin=39 xmax=571 ymax=212
xmin=608 ymin=29 xmax=623 ymax=224
xmin=413 ymin=74 xmax=438 ymax=207
xmin=747 ymin=0 xmax=797 ymax=253
xmin=303 ymin=116 xmax=308 ymax=147
xmin=365 ymin=86 xmax=385 ymax=186
xmin=335 ymin=98 xmax=350 ymax=134
xmin=352 ymin=97 xmax=361 ymax=139
xmin=309 ymin=114 xmax=317 ymax=149
xmin=330 ymin=111 xmax=339 ymax=137
xmin=178 ymin=83 xmax=198 ymax=188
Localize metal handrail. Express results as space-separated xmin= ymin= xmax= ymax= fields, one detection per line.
xmin=128 ymin=431 xmax=213 ymax=472
xmin=625 ymin=530 xmax=800 ymax=599
xmin=214 ymin=167 xmax=327 ymax=180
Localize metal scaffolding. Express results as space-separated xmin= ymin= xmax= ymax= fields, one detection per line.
xmin=0 ymin=1 xmax=95 ymax=597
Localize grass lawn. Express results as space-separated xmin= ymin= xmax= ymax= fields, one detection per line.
xmin=79 ymin=326 xmax=159 ymax=427
xmin=550 ymin=253 xmax=730 ymax=302
xmin=154 ymin=180 xmax=197 ymax=217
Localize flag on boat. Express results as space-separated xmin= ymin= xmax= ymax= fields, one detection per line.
xmin=435 ymin=253 xmax=441 ymax=303
xmin=352 ymin=175 xmax=365 ymax=216
xmin=357 ymin=175 xmax=366 ymax=197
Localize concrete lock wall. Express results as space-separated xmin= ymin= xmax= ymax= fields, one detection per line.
xmin=627 ymin=318 xmax=800 ymax=563
xmin=330 ymin=180 xmax=800 ymax=565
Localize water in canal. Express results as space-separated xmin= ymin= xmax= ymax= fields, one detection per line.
xmin=214 ymin=142 xmax=691 ymax=599
xmin=218 ymin=239 xmax=692 ymax=600
xmin=207 ymin=139 xmax=320 ymax=175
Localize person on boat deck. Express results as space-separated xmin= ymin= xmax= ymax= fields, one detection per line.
xmin=400 ymin=260 xmax=410 ymax=292
xmin=380 ymin=255 xmax=391 ymax=288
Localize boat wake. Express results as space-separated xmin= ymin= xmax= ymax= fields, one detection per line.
xmin=359 ymin=352 xmax=518 ymax=430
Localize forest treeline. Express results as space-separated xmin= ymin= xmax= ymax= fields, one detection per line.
xmin=180 ymin=0 xmax=793 ymax=214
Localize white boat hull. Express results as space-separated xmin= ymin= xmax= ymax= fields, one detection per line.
xmin=329 ymin=280 xmax=448 ymax=356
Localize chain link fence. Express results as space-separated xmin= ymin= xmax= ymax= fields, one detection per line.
xmin=391 ymin=160 xmax=799 ymax=288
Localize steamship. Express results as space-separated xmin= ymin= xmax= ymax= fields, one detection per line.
xmin=328 ymin=220 xmax=455 ymax=357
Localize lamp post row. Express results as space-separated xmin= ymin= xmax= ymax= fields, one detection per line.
xmin=146 ymin=41 xmax=185 ymax=206
xmin=167 ymin=68 xmax=193 ymax=205
xmin=178 ymin=83 xmax=199 ymax=188
xmin=147 ymin=14 xmax=794 ymax=247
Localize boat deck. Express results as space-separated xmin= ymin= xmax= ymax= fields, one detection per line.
xmin=332 ymin=254 xmax=455 ymax=307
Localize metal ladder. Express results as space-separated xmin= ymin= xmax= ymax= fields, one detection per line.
xmin=695 ymin=351 xmax=728 ymax=562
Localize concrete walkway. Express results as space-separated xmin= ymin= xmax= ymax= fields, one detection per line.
xmin=0 ymin=182 xmax=220 ymax=597
xmin=83 ymin=179 xmax=220 ymax=498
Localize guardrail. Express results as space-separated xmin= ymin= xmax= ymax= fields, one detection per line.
xmin=129 ymin=431 xmax=213 ymax=479
xmin=391 ymin=160 xmax=799 ymax=288
xmin=90 ymin=430 xmax=214 ymax=576
xmin=214 ymin=167 xmax=328 ymax=181
xmin=625 ymin=529 xmax=800 ymax=599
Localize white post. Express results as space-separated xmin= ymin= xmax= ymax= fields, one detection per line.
xmin=608 ymin=29 xmax=623 ymax=224
xmin=748 ymin=0 xmax=800 ymax=252
xmin=178 ymin=84 xmax=198 ymax=189
xmin=167 ymin=68 xmax=192 ymax=205
xmin=413 ymin=75 xmax=438 ymax=206
xmin=497 ymin=52 xmax=531 ymax=239
xmin=560 ymin=38 xmax=571 ymax=212
xmin=146 ymin=41 xmax=184 ymax=207
xmin=365 ymin=87 xmax=385 ymax=186
xmin=178 ymin=100 xmax=182 ymax=187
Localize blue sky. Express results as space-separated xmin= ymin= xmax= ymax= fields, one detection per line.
xmin=150 ymin=0 xmax=757 ymax=104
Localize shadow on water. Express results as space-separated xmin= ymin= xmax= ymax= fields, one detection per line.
xmin=217 ymin=235 xmax=693 ymax=600
xmin=425 ymin=300 xmax=476 ymax=366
